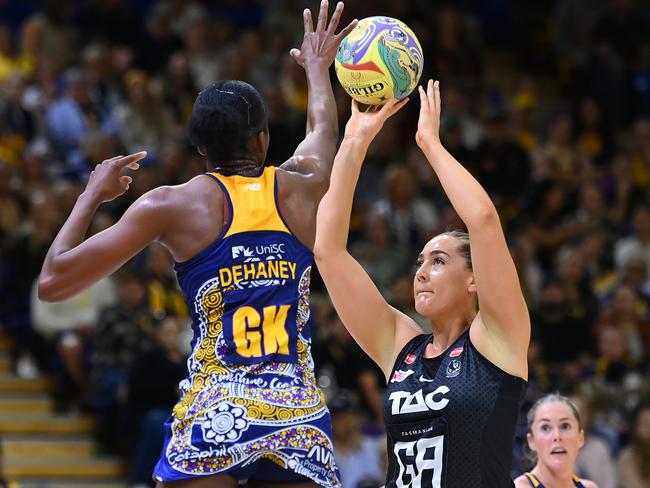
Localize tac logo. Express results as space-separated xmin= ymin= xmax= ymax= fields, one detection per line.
xmin=446 ymin=360 xmax=461 ymax=378
xmin=388 ymin=386 xmax=450 ymax=415
xmin=390 ymin=370 xmax=414 ymax=383
xmin=232 ymin=246 xmax=254 ymax=259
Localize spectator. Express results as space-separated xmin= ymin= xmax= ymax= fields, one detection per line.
xmin=350 ymin=212 xmax=410 ymax=294
xmin=313 ymin=311 xmax=385 ymax=427
xmin=45 ymin=68 xmax=105 ymax=173
xmin=3 ymin=191 xmax=59 ymax=378
xmin=614 ymin=205 xmax=650 ymax=271
xmin=91 ymin=271 xmax=154 ymax=452
xmin=370 ymin=164 xmax=439 ymax=252
xmin=127 ymin=316 xmax=186 ymax=487
xmin=617 ymin=404 xmax=650 ymax=488
xmin=143 ymin=243 xmax=188 ymax=321
xmin=571 ymin=394 xmax=617 ymax=488
xmin=595 ymin=284 xmax=648 ymax=362
xmin=533 ymin=278 xmax=593 ymax=369
xmin=329 ymin=392 xmax=384 ymax=488
xmin=31 ymin=273 xmax=117 ymax=409
xmin=113 ymin=70 xmax=176 ymax=157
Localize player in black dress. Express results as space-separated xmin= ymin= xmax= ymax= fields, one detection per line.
xmin=314 ymin=81 xmax=530 ymax=487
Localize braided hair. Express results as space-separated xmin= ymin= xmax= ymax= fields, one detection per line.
xmin=187 ymin=80 xmax=268 ymax=165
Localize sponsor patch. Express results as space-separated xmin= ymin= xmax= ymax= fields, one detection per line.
xmin=390 ymin=370 xmax=414 ymax=383
xmin=449 ymin=347 xmax=464 ymax=358
xmin=404 ymin=354 xmax=417 ymax=364
xmin=446 ymin=359 xmax=461 ymax=378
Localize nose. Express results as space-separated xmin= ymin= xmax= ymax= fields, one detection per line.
xmin=552 ymin=427 xmax=561 ymax=441
xmin=416 ymin=265 xmax=428 ymax=282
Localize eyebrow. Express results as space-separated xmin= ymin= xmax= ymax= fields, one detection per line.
xmin=536 ymin=417 xmax=572 ymax=423
xmin=418 ymin=250 xmax=451 ymax=259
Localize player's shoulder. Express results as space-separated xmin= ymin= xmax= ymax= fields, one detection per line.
xmin=580 ymin=480 xmax=599 ymax=488
xmin=513 ymin=474 xmax=533 ymax=488
xmin=278 ymin=156 xmax=328 ymax=183
xmin=133 ymin=175 xmax=220 ymax=214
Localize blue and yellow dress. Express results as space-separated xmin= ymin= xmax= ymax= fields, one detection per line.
xmin=523 ymin=472 xmax=586 ymax=487
xmin=154 ymin=167 xmax=339 ymax=486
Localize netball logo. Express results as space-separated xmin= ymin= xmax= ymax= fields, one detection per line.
xmin=446 ymin=360 xmax=461 ymax=378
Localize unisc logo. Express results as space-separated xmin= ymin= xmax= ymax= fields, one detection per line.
xmin=231 ymin=244 xmax=286 ymax=260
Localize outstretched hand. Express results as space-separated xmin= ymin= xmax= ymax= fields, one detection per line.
xmin=416 ymin=79 xmax=442 ymax=149
xmin=343 ymin=98 xmax=409 ymax=144
xmin=290 ymin=0 xmax=357 ymax=68
xmin=85 ymin=151 xmax=147 ymax=204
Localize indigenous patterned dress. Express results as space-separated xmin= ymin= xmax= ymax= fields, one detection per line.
xmin=154 ymin=167 xmax=339 ymax=487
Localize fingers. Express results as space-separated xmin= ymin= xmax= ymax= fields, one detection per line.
xmin=427 ymin=79 xmax=435 ymax=104
xmin=351 ymin=98 xmax=360 ymax=114
xmin=315 ymin=0 xmax=328 ymax=32
xmin=378 ymin=97 xmax=400 ymax=115
xmin=418 ymin=85 xmax=429 ymax=111
xmin=391 ymin=97 xmax=410 ymax=115
xmin=327 ymin=1 xmax=344 ymax=34
xmin=119 ymin=175 xmax=133 ymax=189
xmin=114 ymin=151 xmax=147 ymax=168
xmin=434 ymin=80 xmax=441 ymax=112
xmin=379 ymin=97 xmax=409 ymax=119
xmin=303 ymin=8 xmax=313 ymax=34
xmin=289 ymin=48 xmax=301 ymax=62
xmin=336 ymin=18 xmax=358 ymax=42
xmin=105 ymin=155 xmax=124 ymax=164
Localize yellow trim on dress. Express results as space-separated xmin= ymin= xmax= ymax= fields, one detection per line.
xmin=209 ymin=166 xmax=290 ymax=237
xmin=524 ymin=472 xmax=542 ymax=487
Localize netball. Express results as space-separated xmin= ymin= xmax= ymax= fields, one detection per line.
xmin=335 ymin=16 xmax=423 ymax=105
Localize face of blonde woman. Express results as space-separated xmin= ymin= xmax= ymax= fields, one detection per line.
xmin=527 ymin=401 xmax=584 ymax=473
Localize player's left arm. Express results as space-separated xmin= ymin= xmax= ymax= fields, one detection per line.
xmin=416 ymin=81 xmax=530 ymax=378
xmin=280 ymin=1 xmax=356 ymax=185
xmin=38 ymin=152 xmax=165 ymax=301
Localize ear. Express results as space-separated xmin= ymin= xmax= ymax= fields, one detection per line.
xmin=578 ymin=428 xmax=585 ymax=449
xmin=467 ymin=275 xmax=477 ymax=294
xmin=256 ymin=130 xmax=269 ymax=155
xmin=526 ymin=432 xmax=536 ymax=453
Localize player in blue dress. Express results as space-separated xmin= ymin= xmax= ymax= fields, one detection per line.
xmin=514 ymin=394 xmax=598 ymax=488
xmin=37 ymin=2 xmax=357 ymax=487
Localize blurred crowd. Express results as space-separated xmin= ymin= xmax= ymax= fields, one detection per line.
xmin=0 ymin=0 xmax=649 ymax=486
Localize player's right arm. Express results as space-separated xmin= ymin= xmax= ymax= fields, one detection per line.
xmin=38 ymin=152 xmax=167 ymax=301
xmin=314 ymin=99 xmax=419 ymax=378
xmin=280 ymin=0 xmax=356 ymax=186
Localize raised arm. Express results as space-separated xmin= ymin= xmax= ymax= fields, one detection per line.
xmin=416 ymin=80 xmax=530 ymax=377
xmin=314 ymin=99 xmax=418 ymax=377
xmin=38 ymin=151 xmax=164 ymax=301
xmin=280 ymin=1 xmax=356 ymax=179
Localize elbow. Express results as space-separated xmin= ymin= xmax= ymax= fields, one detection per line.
xmin=313 ymin=244 xmax=327 ymax=264
xmin=313 ymin=240 xmax=339 ymax=264
xmin=471 ymin=204 xmax=500 ymax=228
xmin=37 ymin=275 xmax=65 ymax=302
